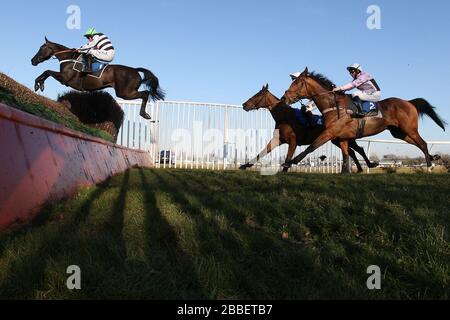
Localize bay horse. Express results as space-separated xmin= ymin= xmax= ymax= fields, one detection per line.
xmin=281 ymin=67 xmax=447 ymax=172
xmin=240 ymin=84 xmax=379 ymax=173
xmin=31 ymin=37 xmax=165 ymax=120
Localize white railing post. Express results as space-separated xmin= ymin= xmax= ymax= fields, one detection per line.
xmin=367 ymin=141 xmax=372 ymax=174
xmin=116 ymin=99 xmax=450 ymax=174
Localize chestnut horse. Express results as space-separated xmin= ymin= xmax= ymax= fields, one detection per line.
xmin=241 ymin=84 xmax=378 ymax=172
xmin=31 ymin=37 xmax=165 ymax=120
xmin=281 ymin=68 xmax=446 ymax=172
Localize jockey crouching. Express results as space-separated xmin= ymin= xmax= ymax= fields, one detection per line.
xmin=78 ymin=28 xmax=115 ymax=74
xmin=333 ymin=63 xmax=381 ymax=117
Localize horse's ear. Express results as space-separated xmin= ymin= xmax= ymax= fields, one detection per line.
xmin=302 ymin=67 xmax=309 ymax=75
xmin=45 ymin=36 xmax=49 ymax=43
xmin=263 ymin=83 xmax=269 ymax=90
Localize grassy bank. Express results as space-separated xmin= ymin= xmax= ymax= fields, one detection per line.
xmin=0 ymin=86 xmax=113 ymax=142
xmin=0 ymin=169 xmax=449 ymax=299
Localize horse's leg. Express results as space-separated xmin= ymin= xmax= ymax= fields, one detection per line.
xmin=348 ymin=148 xmax=363 ymax=173
xmin=139 ymin=91 xmax=151 ymax=119
xmin=339 ymin=140 xmax=352 ymax=174
xmin=34 ymin=70 xmax=68 ymax=92
xmin=282 ymin=135 xmax=297 ymax=173
xmin=282 ymin=130 xmax=333 ymax=168
xmin=392 ymin=131 xmax=433 ymax=172
xmin=239 ymin=137 xmax=281 ymax=170
xmin=116 ymin=90 xmax=151 ymax=120
xmin=404 ymin=134 xmax=433 ymax=168
xmin=348 ymin=140 xmax=379 ymax=169
xmin=332 ymin=139 xmax=363 ymax=173
xmin=389 ymin=127 xmax=433 ymax=168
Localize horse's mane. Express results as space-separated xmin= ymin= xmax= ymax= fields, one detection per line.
xmin=268 ymin=93 xmax=293 ymax=110
xmin=308 ymin=72 xmax=336 ymax=91
xmin=277 ymin=101 xmax=294 ymax=110
xmin=47 ymin=40 xmax=69 ymax=51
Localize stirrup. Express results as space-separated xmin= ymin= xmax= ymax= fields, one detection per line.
xmin=365 ymin=110 xmax=378 ymax=117
xmin=353 ymin=111 xmax=366 ymax=118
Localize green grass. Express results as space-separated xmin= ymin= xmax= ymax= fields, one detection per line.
xmin=0 ymin=87 xmax=113 ymax=142
xmin=0 ymin=169 xmax=449 ymax=299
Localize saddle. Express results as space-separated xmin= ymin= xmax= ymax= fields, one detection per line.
xmin=345 ymin=95 xmax=381 ymax=118
xmin=73 ymin=55 xmax=109 ymax=79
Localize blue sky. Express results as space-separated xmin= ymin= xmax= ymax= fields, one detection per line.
xmin=1 ymin=0 xmax=449 ymax=154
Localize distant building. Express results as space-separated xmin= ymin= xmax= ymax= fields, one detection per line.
xmin=378 ymin=159 xmax=402 ymax=168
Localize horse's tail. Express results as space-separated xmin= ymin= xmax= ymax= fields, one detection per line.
xmin=409 ymin=98 xmax=447 ymax=131
xmin=136 ymin=68 xmax=166 ymax=101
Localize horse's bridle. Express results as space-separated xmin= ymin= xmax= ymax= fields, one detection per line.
xmin=45 ymin=44 xmax=80 ymax=66
xmin=251 ymin=89 xmax=275 ymax=110
xmin=292 ymin=76 xmax=341 ymax=119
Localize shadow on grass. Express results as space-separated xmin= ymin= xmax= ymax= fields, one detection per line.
xmin=151 ymin=170 xmax=346 ymax=299
xmin=138 ymin=168 xmax=208 ymax=299
xmin=169 ymin=170 xmax=450 ymax=299
xmin=0 ymin=175 xmax=121 ymax=299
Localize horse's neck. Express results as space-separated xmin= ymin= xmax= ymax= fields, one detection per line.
xmin=270 ymin=102 xmax=291 ymax=121
xmin=52 ymin=43 xmax=72 ymax=61
xmin=309 ymin=83 xmax=335 ymax=114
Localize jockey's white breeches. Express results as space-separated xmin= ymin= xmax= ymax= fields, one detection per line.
xmin=88 ymin=49 xmax=115 ymax=63
xmin=352 ymin=90 xmax=381 ymax=102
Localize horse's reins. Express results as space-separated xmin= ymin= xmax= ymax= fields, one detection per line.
xmin=50 ymin=49 xmax=77 ymax=59
xmin=50 ymin=49 xmax=82 ymax=65
xmin=297 ymin=76 xmax=341 ymax=119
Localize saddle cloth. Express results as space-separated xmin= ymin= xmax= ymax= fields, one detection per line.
xmin=294 ymin=109 xmax=324 ymax=127
xmin=345 ymin=95 xmax=382 ymax=118
xmin=73 ymin=55 xmax=109 ymax=78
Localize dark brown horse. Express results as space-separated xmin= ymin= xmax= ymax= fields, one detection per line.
xmin=281 ymin=68 xmax=447 ymax=173
xmin=241 ymin=84 xmax=378 ymax=172
xmin=31 ymin=37 xmax=165 ymax=120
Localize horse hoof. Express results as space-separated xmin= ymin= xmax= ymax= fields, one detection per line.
xmin=40 ymin=83 xmax=45 ymax=92
xmin=140 ymin=112 xmax=152 ymax=120
xmin=432 ymin=155 xmax=441 ymax=161
xmin=34 ymin=83 xmax=39 ymax=92
xmin=239 ymin=166 xmax=247 ymax=171
xmin=281 ymin=163 xmax=291 ymax=169
xmin=368 ymin=162 xmax=379 ymax=168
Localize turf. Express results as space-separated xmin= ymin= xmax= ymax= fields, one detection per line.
xmin=0 ymin=169 xmax=449 ymax=299
xmin=0 ymin=86 xmax=113 ymax=142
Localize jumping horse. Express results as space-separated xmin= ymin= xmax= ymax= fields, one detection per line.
xmin=31 ymin=37 xmax=165 ymax=120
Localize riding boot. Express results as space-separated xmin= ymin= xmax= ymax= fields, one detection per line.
xmin=352 ymin=96 xmax=366 ymax=118
xmin=82 ymin=55 xmax=93 ymax=74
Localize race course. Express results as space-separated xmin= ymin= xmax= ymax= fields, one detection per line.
xmin=1 ymin=169 xmax=448 ymax=299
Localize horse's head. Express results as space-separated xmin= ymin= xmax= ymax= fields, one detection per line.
xmin=243 ymin=84 xmax=279 ymax=111
xmin=281 ymin=67 xmax=312 ymax=105
xmin=31 ymin=37 xmax=55 ymax=66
